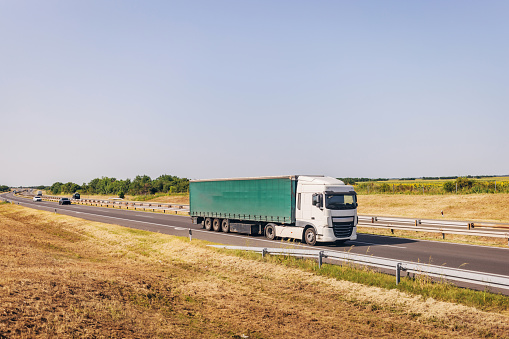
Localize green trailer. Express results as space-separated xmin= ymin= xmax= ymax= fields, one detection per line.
xmin=190 ymin=176 xmax=297 ymax=233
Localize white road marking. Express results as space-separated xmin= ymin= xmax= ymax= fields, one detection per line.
xmin=352 ymin=240 xmax=407 ymax=249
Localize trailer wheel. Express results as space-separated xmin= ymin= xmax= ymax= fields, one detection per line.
xmin=265 ymin=223 xmax=276 ymax=240
xmin=204 ymin=218 xmax=213 ymax=231
xmin=212 ymin=218 xmax=222 ymax=232
xmin=221 ymin=219 xmax=230 ymax=233
xmin=304 ymin=227 xmax=317 ymax=246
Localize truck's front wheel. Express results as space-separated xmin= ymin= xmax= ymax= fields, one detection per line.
xmin=204 ymin=218 xmax=213 ymax=231
xmin=304 ymin=227 xmax=317 ymax=246
xmin=265 ymin=223 xmax=276 ymax=240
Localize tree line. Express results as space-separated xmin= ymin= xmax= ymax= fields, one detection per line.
xmin=47 ymin=175 xmax=189 ymax=196
xmin=0 ymin=185 xmax=9 ymax=192
xmin=339 ymin=175 xmax=508 ymax=185
xmin=338 ymin=178 xmax=389 ymax=185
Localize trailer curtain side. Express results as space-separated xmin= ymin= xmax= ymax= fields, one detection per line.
xmin=190 ymin=177 xmax=296 ymax=224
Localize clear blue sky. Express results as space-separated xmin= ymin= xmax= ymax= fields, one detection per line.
xmin=1 ymin=1 xmax=508 ymax=186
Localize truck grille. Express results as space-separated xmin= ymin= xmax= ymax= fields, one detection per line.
xmin=332 ymin=221 xmax=354 ymax=238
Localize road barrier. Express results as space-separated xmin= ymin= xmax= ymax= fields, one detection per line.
xmin=209 ymin=245 xmax=509 ymax=291
xmin=358 ymin=215 xmax=509 ymax=244
xmin=14 ymin=192 xmax=189 ymax=213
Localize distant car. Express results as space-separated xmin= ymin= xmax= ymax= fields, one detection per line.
xmin=59 ymin=198 xmax=71 ymax=205
xmin=33 ymin=196 xmax=42 ymax=202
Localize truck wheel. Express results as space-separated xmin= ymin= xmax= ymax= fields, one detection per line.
xmin=265 ymin=223 xmax=276 ymax=240
xmin=212 ymin=218 xmax=222 ymax=232
xmin=221 ymin=219 xmax=230 ymax=233
xmin=204 ymin=218 xmax=213 ymax=231
xmin=304 ymin=227 xmax=317 ymax=246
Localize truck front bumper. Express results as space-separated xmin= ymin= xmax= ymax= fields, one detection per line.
xmin=317 ymin=227 xmax=357 ymax=242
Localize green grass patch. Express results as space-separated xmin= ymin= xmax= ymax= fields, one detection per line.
xmin=211 ymin=246 xmax=509 ymax=313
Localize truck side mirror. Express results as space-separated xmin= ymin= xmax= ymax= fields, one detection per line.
xmin=312 ymin=194 xmax=318 ymax=206
xmin=312 ymin=194 xmax=323 ymax=208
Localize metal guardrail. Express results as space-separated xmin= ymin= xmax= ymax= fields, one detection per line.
xmin=209 ymin=245 xmax=509 ymax=291
xmin=14 ymin=193 xmax=189 ymax=212
xmin=359 ymin=215 xmax=509 ymax=229
xmin=358 ymin=215 xmax=509 ymax=244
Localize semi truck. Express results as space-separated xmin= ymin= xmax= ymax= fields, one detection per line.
xmin=190 ymin=175 xmax=358 ymax=246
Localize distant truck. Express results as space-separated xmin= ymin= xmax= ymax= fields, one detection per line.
xmin=72 ymin=192 xmax=81 ymax=200
xmin=190 ymin=175 xmax=358 ymax=246
xmin=37 ymin=191 xmax=42 ymax=196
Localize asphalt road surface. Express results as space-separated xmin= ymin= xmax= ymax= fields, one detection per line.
xmin=3 ymin=192 xmax=509 ymax=293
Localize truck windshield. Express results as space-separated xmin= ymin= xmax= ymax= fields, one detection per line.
xmin=325 ymin=194 xmax=357 ymax=210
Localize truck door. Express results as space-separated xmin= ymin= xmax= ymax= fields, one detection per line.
xmin=311 ymin=193 xmax=326 ymax=225
xmin=299 ymin=193 xmax=312 ymax=221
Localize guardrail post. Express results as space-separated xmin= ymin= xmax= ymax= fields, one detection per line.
xmin=396 ymin=263 xmax=402 ymax=285
xmin=318 ymin=251 xmax=325 ymax=268
xmin=188 ymin=229 xmax=192 ymax=241
xmin=262 ymin=248 xmax=267 ymax=258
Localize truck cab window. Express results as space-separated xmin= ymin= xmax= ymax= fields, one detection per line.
xmin=325 ymin=194 xmax=357 ymax=210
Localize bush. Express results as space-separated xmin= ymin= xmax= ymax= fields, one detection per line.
xmin=379 ymin=183 xmax=391 ymax=193
xmin=118 ymin=191 xmax=125 ymax=199
xmin=443 ymin=181 xmax=455 ymax=193
xmin=456 ymin=177 xmax=474 ymax=189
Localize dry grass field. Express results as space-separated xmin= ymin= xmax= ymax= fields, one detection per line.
xmin=358 ymin=194 xmax=509 ymax=223
xmin=1 ymin=203 xmax=509 ymax=338
xmin=142 ymin=194 xmax=189 ymax=204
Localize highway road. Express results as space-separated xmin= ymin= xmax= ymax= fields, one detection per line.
xmin=3 ymin=192 xmax=509 ymax=293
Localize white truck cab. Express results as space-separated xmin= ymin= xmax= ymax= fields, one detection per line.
xmin=274 ymin=176 xmax=358 ymax=245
